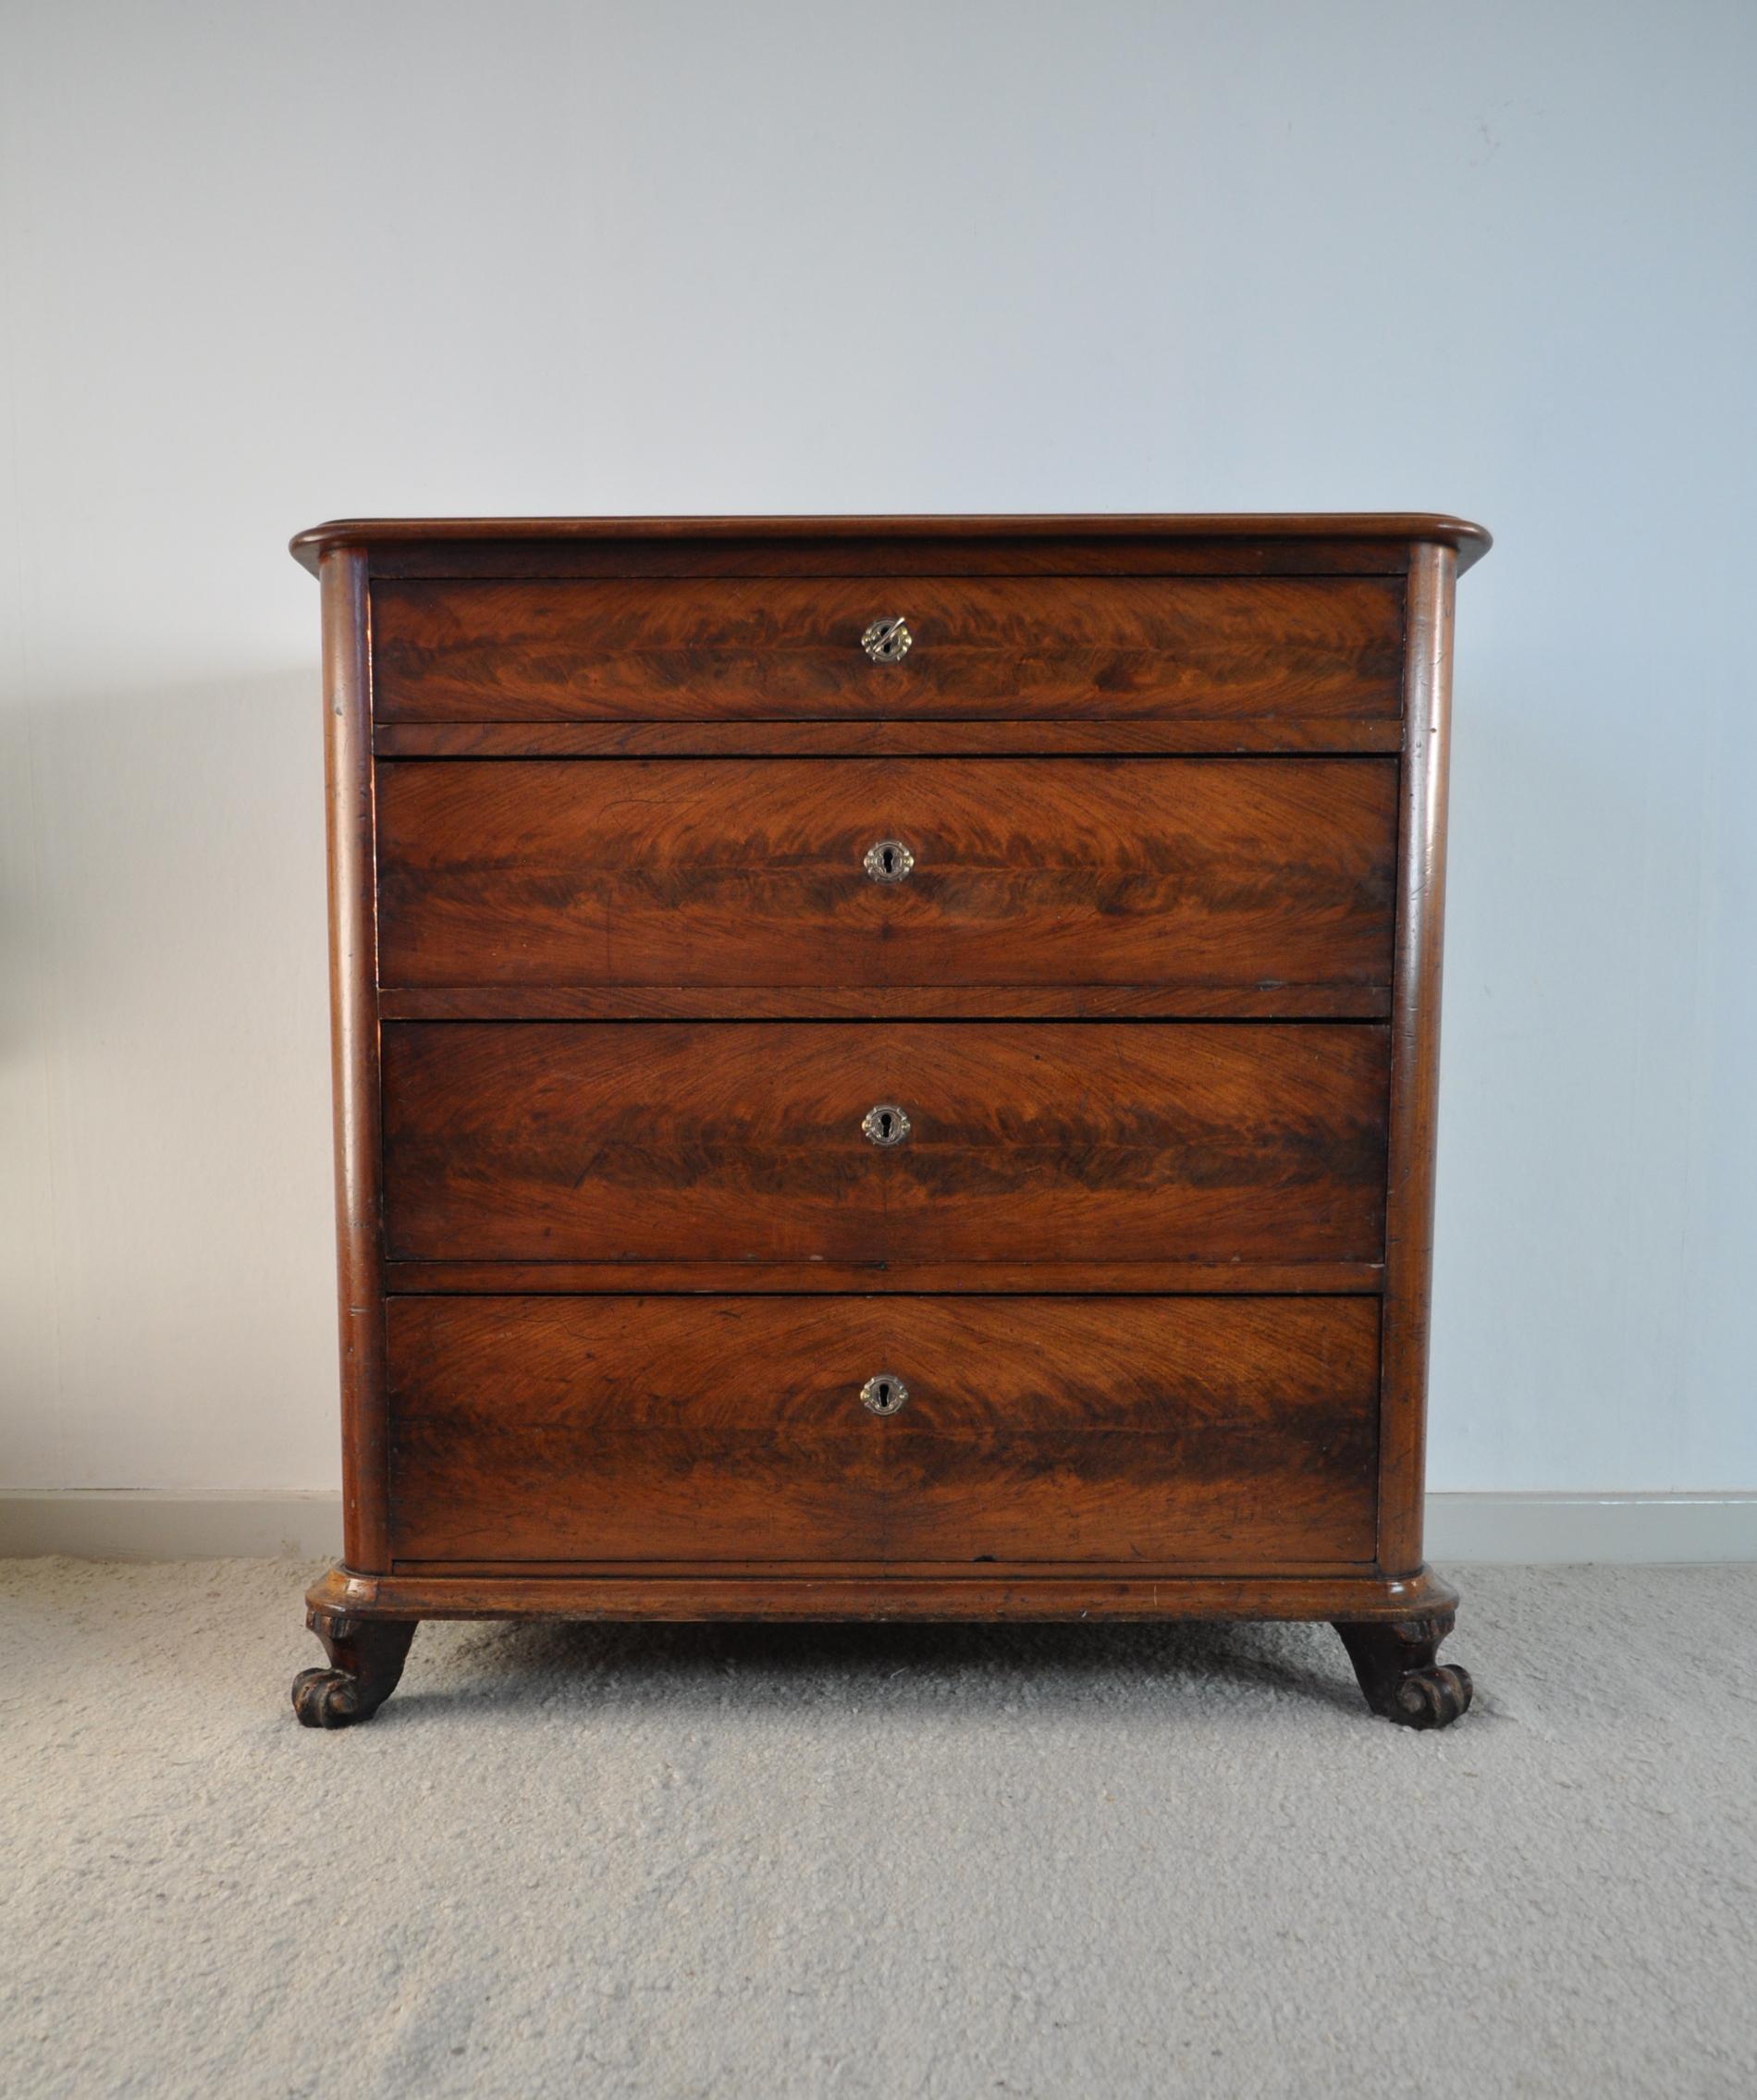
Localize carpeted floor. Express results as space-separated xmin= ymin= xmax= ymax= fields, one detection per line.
xmin=2 ymin=1560 xmax=1753 ymax=2099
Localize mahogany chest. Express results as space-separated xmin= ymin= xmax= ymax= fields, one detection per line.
xmin=289 ymin=514 xmax=1488 ymax=1728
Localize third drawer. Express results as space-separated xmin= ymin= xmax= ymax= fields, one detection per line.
xmin=381 ymin=1020 xmax=1391 ymax=1266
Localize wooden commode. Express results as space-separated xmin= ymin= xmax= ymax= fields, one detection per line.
xmin=289 ymin=514 xmax=1488 ymax=1728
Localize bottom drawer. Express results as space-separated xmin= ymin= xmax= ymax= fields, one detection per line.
xmin=387 ymin=1296 xmax=1380 ymax=1567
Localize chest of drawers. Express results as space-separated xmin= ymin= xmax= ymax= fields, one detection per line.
xmin=289 ymin=514 xmax=1488 ymax=1729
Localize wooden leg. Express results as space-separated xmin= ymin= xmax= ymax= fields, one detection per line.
xmin=1332 ymin=1611 xmax=1473 ymax=1730
xmin=291 ymin=1606 xmax=417 ymax=1728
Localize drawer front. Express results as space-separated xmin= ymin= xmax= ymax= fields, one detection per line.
xmin=387 ymin=1295 xmax=1379 ymax=1566
xmin=372 ymin=575 xmax=1406 ymax=721
xmin=376 ymin=756 xmax=1396 ymax=997
xmin=381 ymin=1021 xmax=1389 ymax=1266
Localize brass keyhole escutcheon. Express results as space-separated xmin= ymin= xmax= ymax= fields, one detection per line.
xmin=860 ymin=616 xmax=913 ymax=664
xmin=862 ymin=1103 xmax=911 ymax=1147
xmin=860 ymin=1372 xmax=909 ymax=1416
xmin=863 ymin=839 xmax=915 ymax=884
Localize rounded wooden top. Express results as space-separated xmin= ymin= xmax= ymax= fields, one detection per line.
xmin=289 ymin=513 xmax=1491 ymax=577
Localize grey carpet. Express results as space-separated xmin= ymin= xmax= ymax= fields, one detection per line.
xmin=2 ymin=1560 xmax=1753 ymax=2100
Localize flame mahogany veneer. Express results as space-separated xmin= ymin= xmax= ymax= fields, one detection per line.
xmin=289 ymin=513 xmax=1487 ymax=1729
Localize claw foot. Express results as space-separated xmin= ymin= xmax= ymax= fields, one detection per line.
xmin=1333 ymin=1613 xmax=1473 ymax=1730
xmin=291 ymin=1607 xmax=416 ymax=1728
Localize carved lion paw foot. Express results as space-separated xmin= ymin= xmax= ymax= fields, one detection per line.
xmin=291 ymin=1608 xmax=416 ymax=1728
xmin=291 ymin=1665 xmax=372 ymax=1728
xmin=1386 ymin=1660 xmax=1473 ymax=1730
xmin=1333 ymin=1614 xmax=1473 ymax=1731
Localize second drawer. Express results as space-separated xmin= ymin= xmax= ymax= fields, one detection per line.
xmin=375 ymin=756 xmax=1397 ymax=1001
xmin=381 ymin=1021 xmax=1390 ymax=1266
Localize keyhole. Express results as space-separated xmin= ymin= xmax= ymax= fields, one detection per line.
xmin=862 ymin=1102 xmax=912 ymax=1147
xmin=860 ymin=1371 xmax=909 ymax=1415
xmin=863 ymin=838 xmax=915 ymax=884
xmin=861 ymin=616 xmax=914 ymax=663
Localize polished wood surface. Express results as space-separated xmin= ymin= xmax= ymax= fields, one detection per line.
xmin=386 ymin=1295 xmax=1378 ymax=1566
xmin=366 ymin=536 xmax=1426 ymax=582
xmin=290 ymin=510 xmax=1493 ymax=577
xmin=376 ymin=984 xmax=1392 ymax=1022
xmin=384 ymin=1259 xmax=1384 ymax=1296
xmin=373 ymin=718 xmax=1407 ymax=757
xmin=1378 ymin=545 xmax=1456 ymax=1574
xmin=372 ymin=575 xmax=1405 ymax=721
xmin=319 ymin=550 xmax=388 ymax=1572
xmin=380 ymin=1021 xmax=1390 ymax=1266
xmin=291 ymin=513 xmax=1486 ymax=1728
xmin=309 ymin=1559 xmax=1464 ymax=1625
xmin=376 ymin=756 xmax=1396 ymax=996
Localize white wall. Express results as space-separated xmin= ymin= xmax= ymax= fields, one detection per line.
xmin=3 ymin=0 xmax=1752 ymax=1498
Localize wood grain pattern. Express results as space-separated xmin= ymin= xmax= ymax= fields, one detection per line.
xmin=320 ymin=550 xmax=389 ymax=1572
xmin=371 ymin=576 xmax=1406 ymax=721
xmin=372 ymin=719 xmax=1407 ymax=757
xmin=362 ymin=537 xmax=1420 ymax=583
xmin=379 ymin=1021 xmax=1391 ymax=1266
xmin=376 ymin=985 xmax=1391 ymax=1022
xmin=383 ymin=1259 xmax=1385 ymax=1296
xmin=291 ymin=514 xmax=1486 ymax=1724
xmin=289 ymin=511 xmax=1493 ymax=578
xmin=381 ymin=1558 xmax=1376 ymax=1580
xmin=386 ymin=1295 xmax=1379 ymax=1566
xmin=1378 ymin=545 xmax=1456 ymax=1573
xmin=376 ymin=756 xmax=1397 ymax=996
xmin=310 ymin=1561 xmax=1464 ymax=1624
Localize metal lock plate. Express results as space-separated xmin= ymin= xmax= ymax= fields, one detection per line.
xmin=860 ymin=1372 xmax=909 ymax=1416
xmin=860 ymin=616 xmax=913 ymax=664
xmin=863 ymin=839 xmax=915 ymax=883
xmin=861 ymin=1103 xmax=911 ymax=1147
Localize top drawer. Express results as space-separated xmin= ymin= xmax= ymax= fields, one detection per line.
xmin=371 ymin=575 xmax=1406 ymax=722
